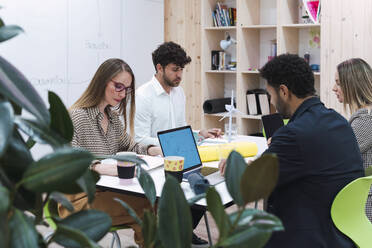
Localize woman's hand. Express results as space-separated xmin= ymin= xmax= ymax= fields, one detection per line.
xmin=147 ymin=146 xmax=163 ymax=156
xmin=94 ymin=163 xmax=118 ymax=176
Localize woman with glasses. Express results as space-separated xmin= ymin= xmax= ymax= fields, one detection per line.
xmin=59 ymin=58 xmax=162 ymax=246
xmin=333 ymin=58 xmax=372 ymax=222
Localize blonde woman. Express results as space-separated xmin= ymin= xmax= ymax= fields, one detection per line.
xmin=333 ymin=58 xmax=372 ymax=222
xmin=59 ymin=58 xmax=161 ymax=246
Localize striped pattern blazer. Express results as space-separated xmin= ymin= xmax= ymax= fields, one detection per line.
xmin=350 ymin=107 xmax=372 ymax=221
xmin=70 ymin=106 xmax=149 ymax=156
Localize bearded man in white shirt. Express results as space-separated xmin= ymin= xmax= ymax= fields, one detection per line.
xmin=135 ymin=41 xmax=221 ymax=146
xmin=135 ymin=41 xmax=220 ymax=248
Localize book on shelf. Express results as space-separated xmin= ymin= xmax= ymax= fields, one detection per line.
xmin=218 ymin=51 xmax=225 ymax=70
xmin=211 ymin=50 xmax=220 ymax=70
xmin=212 ymin=2 xmax=236 ymax=27
xmin=211 ymin=50 xmax=230 ymax=71
xmin=246 ymin=89 xmax=270 ymax=115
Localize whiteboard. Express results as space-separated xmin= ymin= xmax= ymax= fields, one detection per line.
xmin=0 ymin=0 xmax=163 ymax=160
xmin=0 ymin=0 xmax=164 ymax=108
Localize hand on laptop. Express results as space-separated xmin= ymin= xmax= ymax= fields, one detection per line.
xmin=199 ymin=128 xmax=222 ymax=139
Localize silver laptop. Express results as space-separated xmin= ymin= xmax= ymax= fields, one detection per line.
xmin=157 ymin=125 xmax=224 ymax=185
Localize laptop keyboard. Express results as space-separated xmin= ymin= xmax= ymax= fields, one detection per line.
xmin=204 ymin=171 xmax=224 ymax=185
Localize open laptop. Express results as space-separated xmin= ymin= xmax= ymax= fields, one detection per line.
xmin=157 ymin=125 xmax=224 ymax=185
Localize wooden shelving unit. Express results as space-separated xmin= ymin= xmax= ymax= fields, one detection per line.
xmin=201 ymin=0 xmax=321 ymax=135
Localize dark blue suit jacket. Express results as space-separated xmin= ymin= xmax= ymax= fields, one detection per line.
xmin=264 ymin=97 xmax=364 ymax=248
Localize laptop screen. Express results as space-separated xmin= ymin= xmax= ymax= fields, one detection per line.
xmin=157 ymin=126 xmax=202 ymax=172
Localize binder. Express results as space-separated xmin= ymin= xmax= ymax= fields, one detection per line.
xmin=246 ymin=89 xmax=270 ymax=115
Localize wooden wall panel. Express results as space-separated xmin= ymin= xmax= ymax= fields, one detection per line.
xmin=164 ymin=0 xmax=202 ymax=129
xmin=321 ymin=0 xmax=372 ymax=116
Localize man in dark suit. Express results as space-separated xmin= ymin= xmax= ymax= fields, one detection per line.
xmin=259 ymin=54 xmax=364 ymax=247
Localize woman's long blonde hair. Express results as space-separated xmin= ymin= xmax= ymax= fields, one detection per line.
xmin=71 ymin=58 xmax=136 ymax=135
xmin=337 ymin=58 xmax=372 ymax=113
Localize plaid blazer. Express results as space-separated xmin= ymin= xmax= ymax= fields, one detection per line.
xmin=350 ymin=108 xmax=372 ymax=222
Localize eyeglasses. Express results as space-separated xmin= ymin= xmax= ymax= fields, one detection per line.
xmin=111 ymin=80 xmax=132 ymax=93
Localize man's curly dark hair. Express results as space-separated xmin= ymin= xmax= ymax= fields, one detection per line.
xmin=152 ymin=41 xmax=191 ymax=72
xmin=259 ymin=53 xmax=315 ymax=98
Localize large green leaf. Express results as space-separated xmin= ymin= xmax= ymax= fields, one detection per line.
xmin=158 ymin=176 xmax=192 ymax=248
xmin=219 ymin=227 xmax=272 ymax=248
xmin=0 ymin=100 xmax=13 ymax=156
xmin=228 ymin=208 xmax=260 ymax=226
xmin=53 ymin=224 xmax=100 ymax=248
xmin=48 ymin=91 xmax=73 ymax=143
xmin=9 ymin=209 xmax=39 ymax=248
xmin=50 ymin=192 xmax=74 ymax=212
xmin=225 ymin=151 xmax=247 ymax=206
xmin=77 ymin=169 xmax=100 ymax=204
xmin=14 ymin=116 xmax=63 ymax=148
xmin=206 ymin=187 xmax=231 ymax=241
xmin=137 ymin=166 xmax=156 ymax=207
xmin=0 ymin=186 xmax=9 ymax=214
xmin=142 ymin=209 xmax=157 ymax=248
xmin=222 ymin=209 xmax=283 ymax=248
xmin=0 ymin=56 xmax=50 ymax=126
xmin=53 ymin=209 xmax=111 ymax=247
xmin=0 ymin=25 xmax=24 ymax=43
xmin=0 ymin=213 xmax=9 ymax=248
xmin=0 ymin=129 xmax=33 ymax=182
xmin=114 ymin=198 xmax=142 ymax=226
xmin=21 ymin=147 xmax=93 ymax=193
xmin=229 ymin=209 xmax=283 ymax=232
xmin=240 ymin=154 xmax=279 ymax=204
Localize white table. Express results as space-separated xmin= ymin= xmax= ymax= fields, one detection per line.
xmin=96 ymin=135 xmax=267 ymax=207
xmin=96 ymin=135 xmax=267 ymax=244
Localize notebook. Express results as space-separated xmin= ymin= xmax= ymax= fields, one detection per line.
xmin=157 ymin=125 xmax=224 ymax=185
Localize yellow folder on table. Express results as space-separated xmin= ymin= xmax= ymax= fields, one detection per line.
xmin=197 ymin=142 xmax=258 ymax=162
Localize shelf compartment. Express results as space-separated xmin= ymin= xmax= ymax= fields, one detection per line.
xmin=280 ymin=0 xmax=321 ymax=25
xmin=202 ymin=73 xmax=236 ymax=102
xmin=239 ymin=0 xmax=277 ymax=26
xmin=202 ymin=29 xmax=237 ymax=71
xmin=202 ymin=0 xmax=237 ymax=28
xmin=239 ymin=28 xmax=276 ymax=71
xmin=239 ymin=118 xmax=262 ymax=136
xmin=279 ymin=26 xmax=320 ymax=66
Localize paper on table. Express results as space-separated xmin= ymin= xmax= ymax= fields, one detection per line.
xmin=138 ymin=155 xmax=164 ymax=170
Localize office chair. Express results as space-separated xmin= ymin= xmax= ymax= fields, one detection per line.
xmin=43 ymin=201 xmax=128 ymax=248
xmin=331 ymin=175 xmax=372 ymax=248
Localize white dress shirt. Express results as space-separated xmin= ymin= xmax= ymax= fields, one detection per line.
xmin=135 ymin=76 xmax=187 ymax=145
